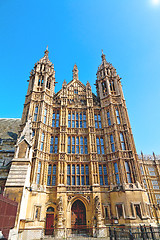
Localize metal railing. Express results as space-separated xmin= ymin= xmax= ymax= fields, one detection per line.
xmin=16 ymin=225 xmax=160 ymax=240
xmin=109 ymin=225 xmax=160 ymax=240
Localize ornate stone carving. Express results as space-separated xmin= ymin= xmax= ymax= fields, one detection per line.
xmin=67 ymin=195 xmax=73 ymax=201
xmin=95 ymin=196 xmax=100 ymax=211
xmin=60 ymin=154 xmax=65 ymax=160
xmin=57 ymin=196 xmax=63 ymax=212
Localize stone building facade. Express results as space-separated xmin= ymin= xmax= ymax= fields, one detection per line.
xmin=0 ymin=118 xmax=20 ymax=194
xmin=138 ymin=153 xmax=160 ymax=224
xmin=2 ymin=49 xmax=159 ymax=239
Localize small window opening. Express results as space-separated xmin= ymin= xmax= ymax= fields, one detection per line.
xmin=117 ymin=204 xmax=123 ymax=218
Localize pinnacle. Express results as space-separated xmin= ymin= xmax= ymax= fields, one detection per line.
xmin=72 ymin=63 xmax=79 ymax=80
xmin=101 ymin=49 xmax=106 ymax=62
xmin=44 ymin=46 xmax=49 ymax=57
xmin=73 ymin=63 xmax=78 ymax=70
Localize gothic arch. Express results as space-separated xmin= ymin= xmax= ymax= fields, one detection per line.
xmin=71 ymin=199 xmax=86 ymax=227
xmin=67 ymin=195 xmax=89 ymax=212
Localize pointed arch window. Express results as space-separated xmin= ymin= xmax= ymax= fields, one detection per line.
xmin=68 ymin=137 xmax=71 ymax=153
xmin=84 ymin=137 xmax=88 ymax=154
xmin=34 ymin=106 xmax=38 ymax=121
xmin=107 ymin=111 xmax=111 ymax=126
xmin=76 ymin=113 xmax=79 ymax=128
xmin=68 ymin=111 xmax=87 ymax=128
xmin=110 ymin=134 xmax=115 ymax=152
xmin=76 ymin=165 xmax=80 ymax=185
xmin=67 ymin=165 xmax=71 ymax=185
xmin=76 ymin=137 xmax=79 ymax=154
xmin=54 ymin=136 xmax=58 ymax=153
xmin=110 ymin=80 xmax=115 ymax=92
xmin=47 ymin=164 xmax=56 ymax=186
xmin=115 ymin=109 xmax=121 ymax=124
xmin=40 ymin=133 xmax=44 ymax=151
xmin=95 ymin=113 xmax=102 ymax=128
xmin=36 ymin=161 xmax=41 ymax=184
xmin=67 ymin=136 xmax=88 ymax=154
xmin=38 ymin=76 xmax=44 ymax=86
xmin=72 ymin=113 xmax=75 ymax=127
xmin=125 ymin=161 xmax=132 ymax=183
xmin=114 ymin=162 xmax=120 ymax=184
xmin=99 ymin=165 xmax=108 ymax=185
xmin=43 ymin=109 xmax=47 ymax=124
xmin=80 ymin=137 xmax=83 ymax=154
xmin=80 ymin=113 xmax=82 ymax=128
xmin=46 ymin=79 xmax=51 ymax=89
xmin=102 ymin=81 xmax=107 ymax=93
xmin=83 ymin=113 xmax=86 ymax=128
xmin=72 ymin=136 xmax=75 ymax=154
xmin=67 ymin=164 xmax=89 ymax=186
xmin=50 ymin=136 xmax=58 ymax=153
xmin=68 ymin=112 xmax=71 ymax=128
xmin=120 ymin=132 xmax=126 ymax=150
xmin=96 ymin=137 xmax=105 ymax=154
xmin=72 ymin=165 xmax=75 ymax=185
xmin=56 ymin=111 xmax=59 ymax=127
xmin=41 ymin=77 xmax=44 ymax=86
xmin=52 ymin=110 xmax=59 ymax=127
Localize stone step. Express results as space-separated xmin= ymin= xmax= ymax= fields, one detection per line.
xmin=42 ymin=238 xmax=106 ymax=240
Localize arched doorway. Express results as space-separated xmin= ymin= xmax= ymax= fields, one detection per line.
xmin=45 ymin=207 xmax=54 ymax=235
xmin=71 ymin=200 xmax=86 ymax=228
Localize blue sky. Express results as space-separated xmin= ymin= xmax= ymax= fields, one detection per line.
xmin=0 ymin=0 xmax=160 ymax=154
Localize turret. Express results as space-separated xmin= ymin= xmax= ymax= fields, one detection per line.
xmin=27 ymin=47 xmax=55 ymax=96
xmin=96 ymin=50 xmax=121 ymax=99
xmin=21 ymin=48 xmax=56 ymax=125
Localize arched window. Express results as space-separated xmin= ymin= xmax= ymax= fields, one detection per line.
xmin=43 ymin=109 xmax=47 ymax=124
xmin=47 ymin=164 xmax=56 ymax=186
xmin=107 ymin=111 xmax=111 ymax=126
xmin=67 ymin=136 xmax=88 ymax=154
xmin=94 ymin=113 xmax=102 ymax=128
xmin=115 ymin=108 xmax=121 ymax=124
xmin=101 ymin=81 xmax=107 ymax=93
xmin=34 ymin=106 xmax=38 ymax=121
xmin=52 ymin=110 xmax=60 ymax=127
xmin=40 ymin=133 xmax=44 ymax=151
xmin=47 ymin=207 xmax=54 ymax=212
xmin=67 ymin=164 xmax=89 ymax=186
xmin=36 ymin=161 xmax=41 ymax=184
xmin=120 ymin=132 xmax=125 ymax=150
xmin=110 ymin=134 xmax=115 ymax=152
xmin=96 ymin=137 xmax=104 ymax=154
xmin=50 ymin=136 xmax=58 ymax=153
xmin=114 ymin=162 xmax=120 ymax=184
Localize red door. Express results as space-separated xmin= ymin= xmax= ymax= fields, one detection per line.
xmin=71 ymin=200 xmax=86 ymax=228
xmin=45 ymin=214 xmax=54 ymax=235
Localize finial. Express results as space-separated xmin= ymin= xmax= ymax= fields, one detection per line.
xmin=101 ymin=49 xmax=106 ymax=61
xmin=72 ymin=64 xmax=79 ymax=80
xmin=44 ymin=46 xmax=49 ymax=57
xmin=73 ymin=63 xmax=78 ymax=70
xmin=63 ymin=79 xmax=67 ymax=86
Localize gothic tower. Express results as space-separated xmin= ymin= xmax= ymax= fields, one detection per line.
xmin=95 ymin=51 xmax=151 ymax=225
xmin=4 ymin=50 xmax=155 ymax=240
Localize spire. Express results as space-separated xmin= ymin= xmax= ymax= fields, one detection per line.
xmin=72 ymin=64 xmax=79 ymax=80
xmin=35 ymin=47 xmax=52 ymax=65
xmin=62 ymin=79 xmax=67 ymax=87
xmin=101 ymin=49 xmax=106 ymax=62
xmin=44 ymin=46 xmax=49 ymax=58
